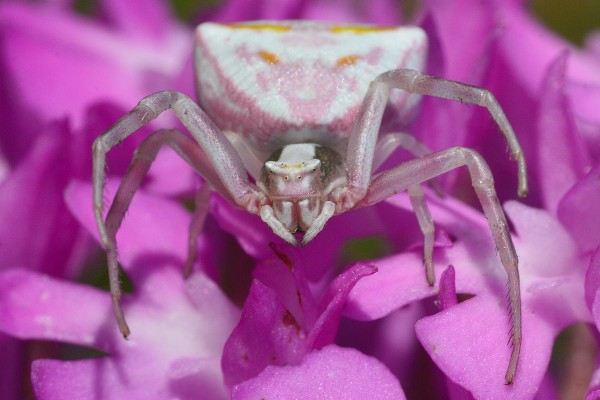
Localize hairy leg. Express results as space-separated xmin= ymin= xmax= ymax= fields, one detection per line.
xmin=359 ymin=146 xmax=521 ymax=384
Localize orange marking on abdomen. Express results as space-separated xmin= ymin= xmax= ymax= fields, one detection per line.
xmin=259 ymin=50 xmax=280 ymax=64
xmin=337 ymin=55 xmax=359 ymax=67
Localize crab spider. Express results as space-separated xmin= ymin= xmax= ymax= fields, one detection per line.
xmin=93 ymin=22 xmax=527 ymax=384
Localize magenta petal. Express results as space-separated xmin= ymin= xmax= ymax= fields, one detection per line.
xmin=344 ymin=252 xmax=437 ymax=320
xmin=24 ymin=267 xmax=238 ymax=399
xmin=222 ymin=280 xmax=307 ymax=388
xmin=307 ymin=263 xmax=377 ymax=349
xmin=32 ymin=358 xmax=167 ymax=400
xmin=438 ymin=265 xmax=458 ymax=310
xmin=416 ymin=295 xmax=548 ymax=400
xmin=496 ymin=1 xmax=600 ymax=94
xmin=585 ymin=247 xmax=600 ymax=311
xmin=231 ymin=345 xmax=406 ymax=400
xmin=100 ymin=0 xmax=175 ymax=40
xmin=586 ymin=366 xmax=600 ymax=400
xmin=300 ymin=0 xmax=401 ymax=24
xmin=65 ymin=180 xmax=189 ymax=273
xmin=587 ymin=387 xmax=600 ymax=400
xmin=0 ymin=269 xmax=110 ymax=350
xmin=425 ymin=0 xmax=494 ymax=81
xmin=0 ymin=335 xmax=24 ymax=400
xmin=211 ymin=196 xmax=280 ymax=261
xmin=0 ymin=121 xmax=83 ymax=274
xmin=253 ymin=249 xmax=318 ymax=329
xmin=536 ymin=52 xmax=589 ymax=212
xmin=167 ymin=358 xmax=228 ymax=400
xmin=0 ymin=2 xmax=190 ymax=124
xmin=210 ymin=0 xmax=400 ymax=24
xmin=586 ymin=31 xmax=600 ymax=60
xmin=558 ymin=162 xmax=600 ymax=253
xmin=589 ymin=247 xmax=600 ymax=333
xmin=208 ymin=0 xmax=304 ymax=21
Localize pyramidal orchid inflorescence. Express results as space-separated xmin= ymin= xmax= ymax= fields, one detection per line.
xmin=0 ymin=1 xmax=599 ymax=399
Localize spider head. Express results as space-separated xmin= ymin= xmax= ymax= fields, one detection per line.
xmin=258 ymin=143 xmax=346 ymax=238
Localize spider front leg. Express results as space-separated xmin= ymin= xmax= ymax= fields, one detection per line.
xmin=372 ymin=132 xmax=438 ymax=282
xmin=359 ymin=146 xmax=521 ymax=384
xmin=97 ymin=128 xmax=231 ymax=337
xmin=341 ymin=69 xmax=528 ymax=212
xmin=93 ymin=91 xmax=266 ymax=337
xmin=336 ymin=69 xmax=526 ymax=383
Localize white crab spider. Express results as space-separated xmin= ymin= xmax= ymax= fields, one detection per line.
xmin=93 ymin=21 xmax=527 ymax=384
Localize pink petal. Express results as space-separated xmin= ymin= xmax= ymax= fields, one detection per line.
xmin=300 ymin=0 xmax=401 ymax=24
xmin=307 ymin=263 xmax=377 ymax=349
xmin=21 ymin=267 xmax=239 ymax=399
xmin=0 ymin=269 xmax=110 ymax=350
xmin=558 ymin=161 xmax=600 ymax=254
xmin=344 ymin=251 xmax=440 ymax=320
xmin=100 ymin=0 xmax=175 ymax=40
xmin=0 ymin=122 xmax=85 ymax=274
xmin=585 ymin=246 xmax=600 ymax=311
xmin=232 ymin=345 xmax=406 ymax=400
xmin=496 ymin=1 xmax=600 ymax=94
xmin=536 ymin=52 xmax=589 ymax=213
xmin=65 ymin=180 xmax=190 ymax=274
xmin=209 ymin=0 xmax=400 ymax=24
xmin=345 ymin=193 xmax=502 ymax=320
xmin=424 ymin=0 xmax=494 ymax=82
xmin=0 ymin=2 xmax=190 ymax=125
xmin=416 ymin=295 xmax=548 ymax=400
xmin=566 ymin=81 xmax=600 ymax=151
xmin=589 ymin=248 xmax=600 ymax=336
xmin=586 ymin=366 xmax=600 ymax=400
xmin=438 ymin=265 xmax=458 ymax=310
xmin=167 ymin=358 xmax=229 ymax=400
xmin=222 ymin=259 xmax=377 ymax=388
xmin=0 ymin=335 xmax=24 ymax=400
xmin=222 ymin=280 xmax=307 ymax=388
xmin=252 ymin=247 xmax=318 ymax=329
xmin=32 ymin=358 xmax=170 ymax=400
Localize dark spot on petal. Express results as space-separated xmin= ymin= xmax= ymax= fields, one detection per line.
xmin=269 ymin=243 xmax=294 ymax=271
xmin=282 ymin=310 xmax=302 ymax=333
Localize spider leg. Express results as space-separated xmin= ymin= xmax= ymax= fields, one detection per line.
xmin=183 ymin=181 xmax=212 ymax=278
xmin=340 ymin=69 xmax=527 ymax=214
xmin=373 ymin=132 xmax=436 ymax=171
xmin=99 ymin=128 xmax=236 ymax=337
xmin=94 ymin=91 xmax=264 ymax=243
xmin=374 ymin=133 xmax=437 ymax=280
xmin=407 ymin=185 xmax=435 ymax=285
xmin=301 ymin=201 xmax=336 ymax=245
xmin=374 ymin=132 xmax=444 ymax=196
xmin=260 ymin=205 xmax=296 ymax=245
xmin=93 ymin=92 xmax=265 ymax=338
xmin=359 ymin=146 xmax=521 ymax=385
xmin=377 ymin=69 xmax=528 ymax=196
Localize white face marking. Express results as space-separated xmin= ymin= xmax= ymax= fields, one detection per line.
xmin=194 ymin=21 xmax=427 ymax=145
xmin=277 ymin=143 xmax=317 ymax=163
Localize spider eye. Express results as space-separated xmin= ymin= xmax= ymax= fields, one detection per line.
xmin=297 ymin=176 xmax=302 ymax=180
xmin=284 ymin=176 xmax=289 ymax=181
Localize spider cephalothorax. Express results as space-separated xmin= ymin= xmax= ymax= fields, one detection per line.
xmin=258 ymin=143 xmax=346 ymax=243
